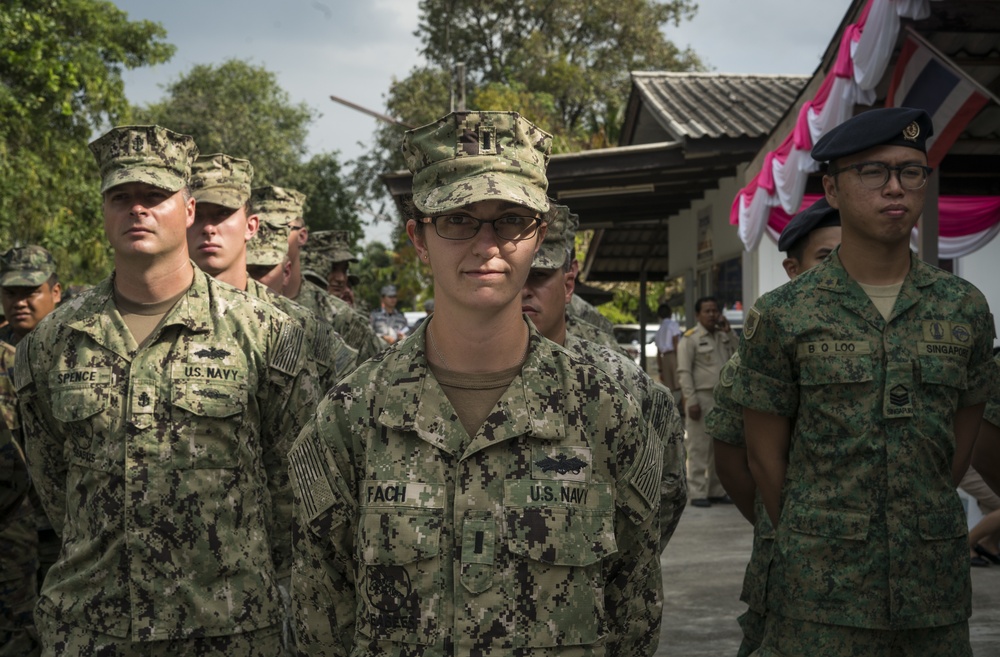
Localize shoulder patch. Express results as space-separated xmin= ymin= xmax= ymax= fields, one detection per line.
xmin=744 ymin=307 xmax=762 ymax=341
xmin=288 ymin=431 xmax=337 ymax=524
xmin=683 ymin=327 xmax=697 ymax=337
xmin=619 ymin=433 xmax=663 ymax=523
xmin=271 ymin=320 xmax=306 ymax=375
xmin=719 ymin=358 xmax=737 ymax=388
xmin=13 ymin=342 xmax=32 ymax=391
xmin=312 ymin=322 xmax=335 ymax=368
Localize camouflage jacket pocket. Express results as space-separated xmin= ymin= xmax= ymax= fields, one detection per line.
xmin=505 ymin=504 xmax=616 ymax=647
xmin=911 ymin=509 xmax=969 ymax=611
xmin=917 ymin=354 xmax=968 ymax=389
xmin=356 ymin=507 xmax=444 ymax=645
xmin=169 ymin=380 xmax=247 ymax=468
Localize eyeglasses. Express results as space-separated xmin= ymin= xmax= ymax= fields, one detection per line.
xmin=422 ymin=214 xmax=541 ymax=241
xmin=827 ymin=162 xmax=933 ymax=190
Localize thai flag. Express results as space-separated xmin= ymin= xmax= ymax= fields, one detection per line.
xmin=887 ymin=32 xmax=990 ymax=168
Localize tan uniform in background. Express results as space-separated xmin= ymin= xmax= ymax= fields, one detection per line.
xmin=677 ymin=322 xmax=734 ymax=501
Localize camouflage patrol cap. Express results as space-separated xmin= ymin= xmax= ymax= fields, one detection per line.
xmin=402 ymin=111 xmax=552 ymax=215
xmin=299 ymin=250 xmax=330 ymax=279
xmin=0 ymin=245 xmax=57 ymax=287
xmin=246 ymin=219 xmax=290 ymax=267
xmin=308 ymin=230 xmax=357 ymax=263
xmin=250 ymin=186 xmax=306 ymax=227
xmin=532 ymin=202 xmax=579 ymax=270
xmin=89 ymin=125 xmax=198 ymax=193
xmin=190 ymin=154 xmax=254 ymax=209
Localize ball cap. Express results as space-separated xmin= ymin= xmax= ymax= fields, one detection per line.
xmin=403 ymin=111 xmax=552 ymax=216
xmin=0 ymin=245 xmax=57 ymax=287
xmin=191 ymin=154 xmax=254 ymax=209
xmin=532 ymin=202 xmax=579 ymax=270
xmin=245 ymin=220 xmax=290 ymax=267
xmin=811 ymin=107 xmax=934 ymax=163
xmin=250 ymin=186 xmax=306 ymax=227
xmin=89 ymin=125 xmax=198 ymax=194
xmin=778 ymin=197 xmax=841 ymax=254
xmin=307 ymin=230 xmax=357 ymax=263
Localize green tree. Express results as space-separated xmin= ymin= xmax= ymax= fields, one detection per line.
xmin=0 ymin=0 xmax=174 ymax=282
xmin=136 ymin=59 xmax=315 ymax=185
xmin=352 ymin=0 xmax=703 ymax=227
xmin=298 ymin=151 xmax=364 ymax=241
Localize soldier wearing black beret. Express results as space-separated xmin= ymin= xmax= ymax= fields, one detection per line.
xmin=733 ymin=107 xmax=997 ymax=656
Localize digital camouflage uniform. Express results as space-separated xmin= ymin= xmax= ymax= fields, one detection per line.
xmin=289 ymin=321 xmax=663 ymax=657
xmin=0 ymin=416 xmax=27 ymax=530
xmin=0 ymin=412 xmax=34 ymax=657
xmin=16 ymin=266 xmax=314 ymax=649
xmin=677 ymin=322 xmax=734 ymax=500
xmin=732 ymin=249 xmax=996 ymax=650
xmin=0 ymin=245 xmax=63 ymax=657
xmin=563 ymin=332 xmax=686 ymax=553
xmin=295 ymin=279 xmax=384 ymax=364
xmin=567 ymin=294 xmax=614 ymax=335
xmin=565 ymin=314 xmax=631 ymax=359
xmin=250 ymin=186 xmax=384 ymax=366
xmin=706 ymin=353 xmax=773 ymax=657
xmin=984 ymin=354 xmax=1000 ymax=429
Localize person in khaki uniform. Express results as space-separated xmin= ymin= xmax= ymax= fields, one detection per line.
xmin=16 ymin=125 xmax=315 ymax=656
xmin=521 ymin=201 xmax=687 ymax=553
xmin=676 ymin=296 xmax=734 ymax=507
xmin=734 ymin=108 xmax=996 ymax=656
xmin=289 ymin=111 xmax=664 ymax=657
xmin=0 ymin=246 xmax=64 ymax=657
xmin=250 ymin=186 xmax=384 ymax=363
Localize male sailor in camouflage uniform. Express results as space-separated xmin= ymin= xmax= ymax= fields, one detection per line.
xmin=301 ymin=230 xmax=358 ymax=305
xmin=707 ymin=197 xmax=841 ymax=657
xmin=0 ymin=246 xmax=64 ymax=657
xmin=251 ymin=186 xmax=384 ymax=363
xmin=289 ymin=111 xmax=664 ymax=657
xmin=188 ymin=153 xmax=355 ymax=394
xmin=734 ymin=108 xmax=997 ymax=656
xmin=521 ymin=202 xmax=686 ymax=552
xmin=16 ymin=125 xmax=314 ymax=655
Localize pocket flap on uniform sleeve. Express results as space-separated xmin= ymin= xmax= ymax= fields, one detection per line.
xmin=784 ymin=504 xmax=870 ymax=541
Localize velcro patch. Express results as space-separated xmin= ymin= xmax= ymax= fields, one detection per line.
xmin=271 ymin=321 xmax=306 ymax=375
xmin=625 ymin=434 xmax=663 ymax=513
xmin=796 ymin=341 xmax=871 ymax=358
xmin=744 ymin=307 xmax=762 ymax=341
xmin=288 ymin=432 xmax=336 ymax=524
xmin=13 ymin=342 xmax=32 ymax=391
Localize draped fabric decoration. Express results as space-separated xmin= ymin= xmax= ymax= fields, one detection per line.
xmin=765 ymin=194 xmax=1000 ymax=259
xmin=731 ymin=0 xmax=934 ymax=250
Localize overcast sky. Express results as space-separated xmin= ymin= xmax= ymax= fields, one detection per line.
xmin=114 ymin=0 xmax=854 ymax=242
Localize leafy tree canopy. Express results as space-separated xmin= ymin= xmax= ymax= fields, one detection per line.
xmin=137 ymin=59 xmax=363 ymax=247
xmin=352 ymin=0 xmax=703 ymax=209
xmin=0 ymin=0 xmax=174 ymax=283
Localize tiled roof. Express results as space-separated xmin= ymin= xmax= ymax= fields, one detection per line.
xmin=629 ymin=72 xmax=810 ymax=141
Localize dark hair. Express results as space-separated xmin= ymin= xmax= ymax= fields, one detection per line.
xmin=786 ymin=238 xmax=807 ymax=264
xmin=694 ymin=296 xmax=718 ymax=313
xmin=657 ymin=303 xmax=672 ymax=319
xmin=46 ymin=273 xmax=59 ymax=288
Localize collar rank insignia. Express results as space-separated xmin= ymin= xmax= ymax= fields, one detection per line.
xmin=535 ymin=454 xmax=588 ymax=475
xmin=194 ymin=347 xmax=231 ymax=359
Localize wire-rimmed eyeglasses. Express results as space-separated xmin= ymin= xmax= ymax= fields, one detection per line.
xmin=421 ymin=214 xmax=541 ymax=241
xmin=827 ymin=161 xmax=933 ymax=190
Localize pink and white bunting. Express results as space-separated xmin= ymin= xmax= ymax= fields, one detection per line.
xmin=728 ymin=0 xmax=1000 ymax=257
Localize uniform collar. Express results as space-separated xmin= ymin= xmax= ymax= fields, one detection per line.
xmin=814 ymin=247 xmax=943 ymax=325
xmin=377 ymin=319 xmax=565 ymax=458
xmin=66 ymin=267 xmax=212 ymax=360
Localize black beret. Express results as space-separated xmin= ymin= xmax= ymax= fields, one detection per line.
xmin=811 ymin=107 xmax=933 ymax=163
xmin=778 ymin=197 xmax=841 ymax=254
